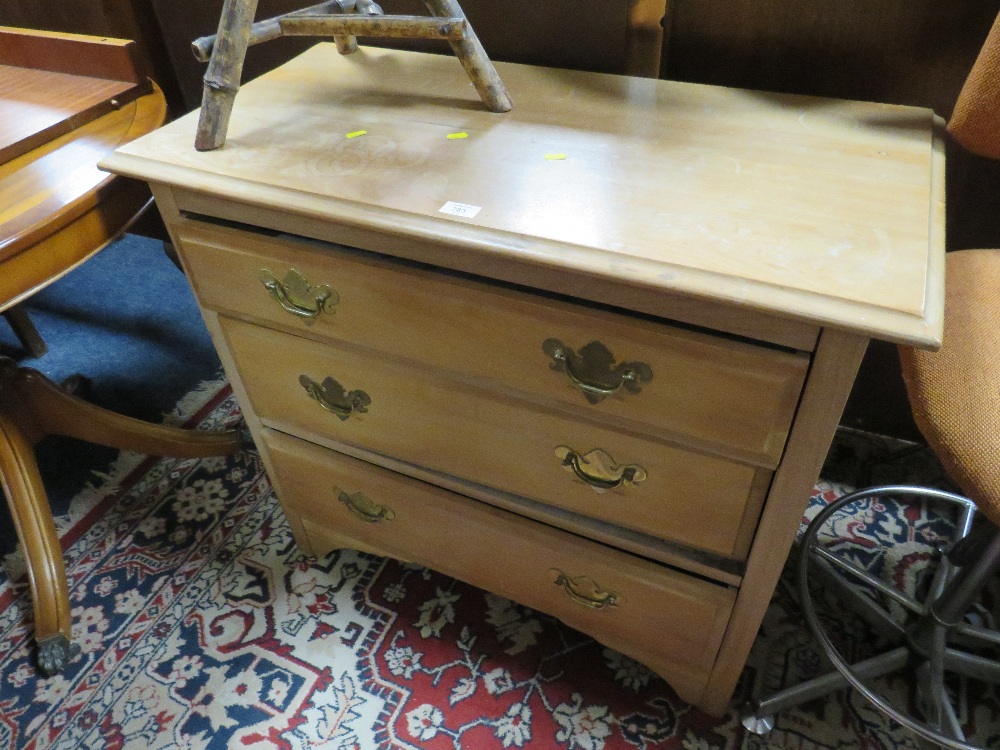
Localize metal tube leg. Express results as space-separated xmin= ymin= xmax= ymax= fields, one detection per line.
xmin=942 ymin=648 xmax=1000 ymax=682
xmin=930 ymin=625 xmax=947 ymax=730
xmin=910 ymin=525 xmax=1000 ymax=653
xmin=813 ymin=555 xmax=906 ymax=639
xmin=742 ymin=646 xmax=909 ymax=733
xmin=916 ymin=660 xmax=966 ymax=743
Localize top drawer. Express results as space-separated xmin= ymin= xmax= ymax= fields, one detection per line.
xmin=177 ymin=219 xmax=809 ymax=468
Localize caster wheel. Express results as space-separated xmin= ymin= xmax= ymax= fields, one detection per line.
xmin=740 ymin=705 xmax=775 ymax=735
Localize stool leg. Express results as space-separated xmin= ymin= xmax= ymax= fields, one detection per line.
xmin=910 ymin=525 xmax=1000 ymax=653
xmin=0 ymin=410 xmax=79 ymax=675
xmin=908 ymin=525 xmax=1000 ymax=739
xmin=742 ymin=646 xmax=909 ymax=733
xmin=334 ymin=34 xmax=358 ymax=54
xmin=421 ymin=0 xmax=512 ymax=112
xmin=334 ymin=1 xmax=361 ymax=55
xmin=196 ymin=0 xmax=261 ymax=151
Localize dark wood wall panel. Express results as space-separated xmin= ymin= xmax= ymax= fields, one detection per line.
xmin=664 ymin=0 xmax=998 ymax=117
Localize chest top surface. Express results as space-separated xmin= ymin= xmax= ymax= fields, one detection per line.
xmin=101 ymin=44 xmax=944 ymax=347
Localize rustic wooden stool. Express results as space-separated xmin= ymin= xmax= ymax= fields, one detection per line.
xmin=191 ymin=0 xmax=512 ymax=151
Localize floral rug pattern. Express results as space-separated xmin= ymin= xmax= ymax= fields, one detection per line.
xmin=1 ymin=386 xmax=998 ymax=749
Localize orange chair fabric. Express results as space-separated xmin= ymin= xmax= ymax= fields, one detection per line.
xmin=899 ymin=250 xmax=1000 ymax=526
xmin=948 ymin=12 xmax=1000 ymax=160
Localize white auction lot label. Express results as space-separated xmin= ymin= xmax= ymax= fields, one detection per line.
xmin=439 ymin=201 xmax=482 ymax=218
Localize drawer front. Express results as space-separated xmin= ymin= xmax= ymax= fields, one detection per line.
xmin=222 ymin=316 xmax=768 ymax=559
xmin=262 ymin=428 xmax=737 ymax=695
xmin=178 ymin=220 xmax=808 ymax=468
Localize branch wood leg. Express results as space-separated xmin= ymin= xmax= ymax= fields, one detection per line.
xmin=195 ymin=0 xmax=261 ymax=151
xmin=192 ymin=0 xmax=345 ymax=62
xmin=422 ymin=0 xmax=512 ymax=112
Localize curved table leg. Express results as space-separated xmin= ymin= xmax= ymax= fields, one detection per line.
xmin=0 ymin=409 xmax=79 ymax=675
xmin=0 ymin=360 xmax=242 ymax=674
xmin=7 ymin=364 xmax=243 ymax=458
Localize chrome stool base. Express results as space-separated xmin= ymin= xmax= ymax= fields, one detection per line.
xmin=743 ymin=486 xmax=1000 ymax=750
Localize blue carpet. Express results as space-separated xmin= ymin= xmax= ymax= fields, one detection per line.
xmin=0 ymin=233 xmax=225 ymax=549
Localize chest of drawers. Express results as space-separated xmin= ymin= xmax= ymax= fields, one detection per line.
xmin=102 ymin=44 xmax=944 ymax=715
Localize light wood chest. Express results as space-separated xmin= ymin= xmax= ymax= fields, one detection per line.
xmin=102 ymin=44 xmax=944 ymax=714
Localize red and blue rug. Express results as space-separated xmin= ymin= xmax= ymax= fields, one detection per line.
xmin=1 ymin=383 xmax=997 ymax=749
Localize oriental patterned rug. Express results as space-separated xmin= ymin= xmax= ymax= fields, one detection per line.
xmin=1 ymin=383 xmax=997 ymax=749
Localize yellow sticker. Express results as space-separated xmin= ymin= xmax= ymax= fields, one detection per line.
xmin=446 ymin=132 xmax=469 ymax=140
xmin=544 ymin=153 xmax=567 ymax=160
xmin=345 ymin=130 xmax=367 ymax=139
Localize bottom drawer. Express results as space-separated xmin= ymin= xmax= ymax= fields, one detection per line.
xmin=262 ymin=428 xmax=737 ymax=705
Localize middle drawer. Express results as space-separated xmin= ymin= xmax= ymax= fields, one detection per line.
xmin=221 ymin=316 xmax=769 ymax=560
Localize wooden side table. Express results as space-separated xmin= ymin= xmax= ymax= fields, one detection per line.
xmin=103 ymin=44 xmax=944 ymax=713
xmin=0 ymin=27 xmax=243 ymax=675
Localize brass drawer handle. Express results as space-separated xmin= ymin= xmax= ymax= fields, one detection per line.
xmin=336 ymin=487 xmax=395 ymax=523
xmin=259 ymin=268 xmax=339 ymax=320
xmin=299 ymin=374 xmax=371 ymax=420
xmin=542 ymin=339 xmax=652 ymax=404
xmin=555 ymin=446 xmax=647 ymax=492
xmin=550 ymin=569 xmax=621 ymax=610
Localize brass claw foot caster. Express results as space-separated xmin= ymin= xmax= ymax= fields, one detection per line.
xmin=37 ymin=634 xmax=81 ymax=676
